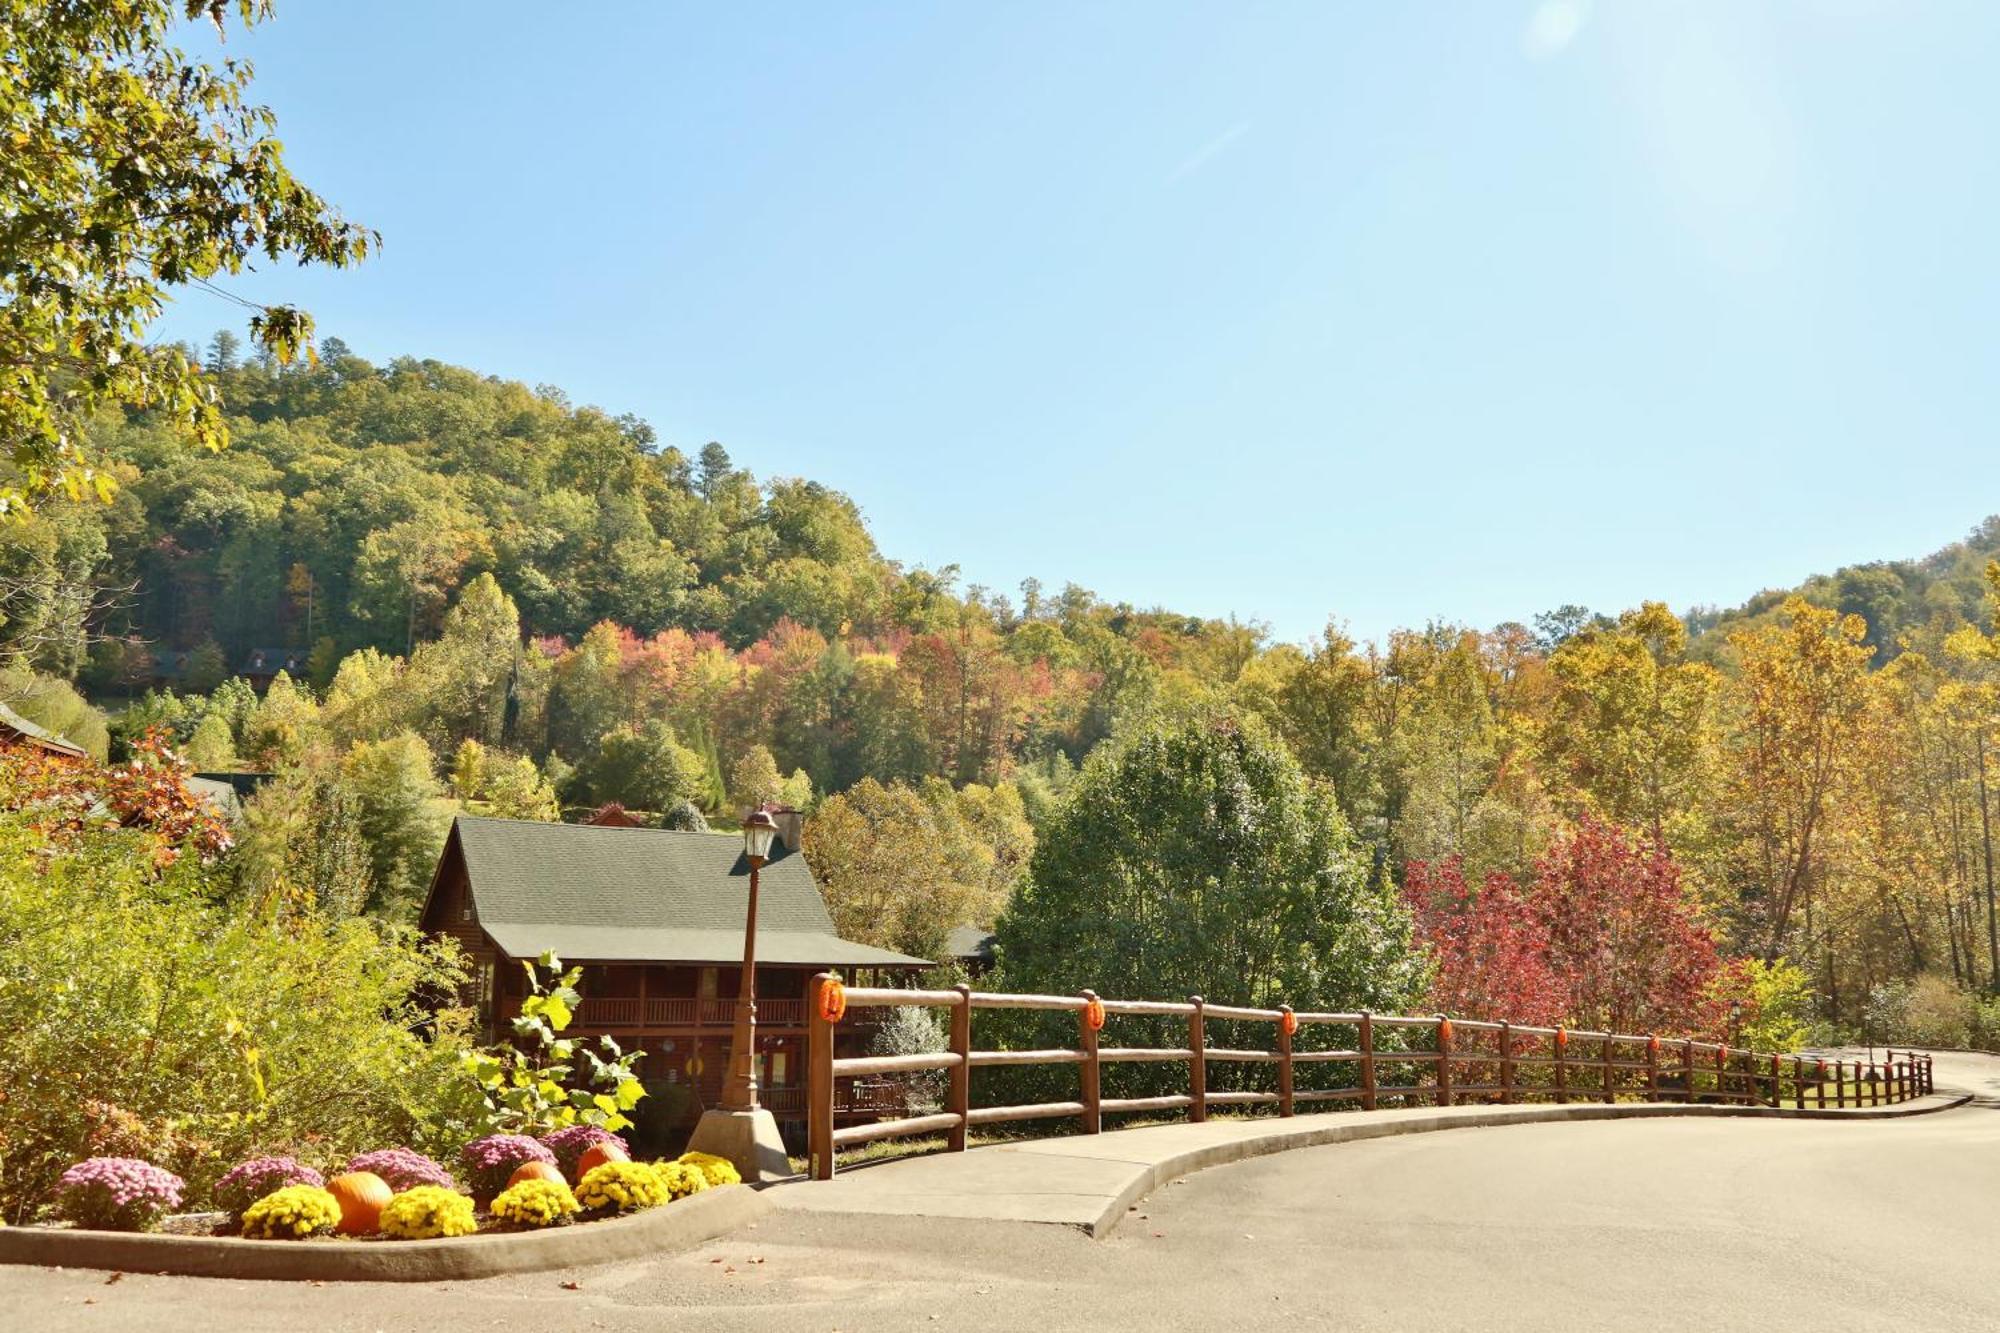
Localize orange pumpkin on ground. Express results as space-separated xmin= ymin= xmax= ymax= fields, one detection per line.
xmin=327 ymin=1171 xmax=393 ymax=1236
xmin=507 ymin=1160 xmax=568 ymax=1189
xmin=575 ymin=1141 xmax=630 ymax=1180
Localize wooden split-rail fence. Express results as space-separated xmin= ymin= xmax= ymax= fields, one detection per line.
xmin=805 ymin=974 xmax=1934 ymax=1180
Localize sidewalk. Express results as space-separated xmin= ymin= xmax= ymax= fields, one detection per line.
xmin=767 ymin=1091 xmax=1969 ymax=1238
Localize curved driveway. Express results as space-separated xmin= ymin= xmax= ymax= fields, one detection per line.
xmin=15 ymin=1052 xmax=2000 ymax=1332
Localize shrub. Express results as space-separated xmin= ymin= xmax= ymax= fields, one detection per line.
xmin=460 ymin=1134 xmax=555 ymax=1201
xmin=539 ymin=1125 xmax=626 ymax=1181
xmin=658 ymin=799 xmax=708 ymax=833
xmin=1974 ymin=996 xmax=2000 ymax=1051
xmin=675 ymin=1151 xmax=741 ymax=1188
xmin=345 ymin=1148 xmax=455 ymax=1194
xmin=54 ymin=1157 xmax=183 ymax=1232
xmin=459 ymin=952 xmax=646 ymax=1136
xmin=240 ymin=1185 xmax=342 ymax=1240
xmin=575 ymin=1161 xmax=668 ymax=1215
xmin=213 ymin=1157 xmax=327 ymax=1222
xmin=654 ymin=1161 xmax=711 ymax=1200
xmin=378 ymin=1186 xmax=477 ymax=1240
xmin=1899 ymin=975 xmax=1975 ymax=1048
xmin=867 ymin=1007 xmax=947 ymax=1115
xmin=0 ymin=804 xmax=483 ymax=1224
xmin=488 ymin=1178 xmax=579 ymax=1229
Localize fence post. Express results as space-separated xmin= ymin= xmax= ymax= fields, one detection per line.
xmin=1554 ymin=1029 xmax=1568 ymax=1104
xmin=948 ymin=984 xmax=972 ymax=1152
xmin=1500 ymin=1022 xmax=1515 ymax=1104
xmin=1079 ymin=989 xmax=1102 ymax=1134
xmin=1599 ymin=1034 xmax=1614 ymax=1105
xmin=1835 ymin=1059 xmax=1846 ymax=1108
xmin=1278 ymin=1006 xmax=1295 ymax=1117
xmin=1793 ymin=1057 xmax=1804 ymax=1110
xmin=1645 ymin=1036 xmax=1659 ymax=1103
xmin=1436 ymin=1015 xmax=1454 ymax=1108
xmin=1815 ymin=1059 xmax=1826 ymax=1109
xmin=1359 ymin=1011 xmax=1378 ymax=1111
xmin=1769 ymin=1052 xmax=1780 ymax=1109
xmin=1188 ymin=995 xmax=1207 ymax=1123
xmin=808 ymin=971 xmax=837 ymax=1181
xmin=1682 ymin=1039 xmax=1695 ymax=1103
xmin=1716 ymin=1046 xmax=1728 ymax=1101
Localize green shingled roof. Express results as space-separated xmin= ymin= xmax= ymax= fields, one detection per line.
xmin=0 ymin=700 xmax=85 ymax=757
xmin=447 ymin=816 xmax=928 ymax=968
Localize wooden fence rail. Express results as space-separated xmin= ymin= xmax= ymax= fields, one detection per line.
xmin=805 ymin=974 xmax=1934 ymax=1180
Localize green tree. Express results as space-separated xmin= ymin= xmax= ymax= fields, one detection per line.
xmin=232 ymin=760 xmax=374 ymax=919
xmin=340 ymin=731 xmax=453 ymax=916
xmin=574 ymin=720 xmax=701 ymax=814
xmin=1 ymin=0 xmax=374 ymax=516
xmin=478 ymin=752 xmax=560 ymax=822
xmin=183 ymin=710 xmax=236 ymax=771
xmin=995 ymin=711 xmax=1422 ymax=1012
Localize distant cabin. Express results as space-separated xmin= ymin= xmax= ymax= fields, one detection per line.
xmin=418 ymin=815 xmax=928 ymax=1135
xmin=239 ymin=647 xmax=307 ymax=689
xmin=946 ymin=924 xmax=998 ymax=978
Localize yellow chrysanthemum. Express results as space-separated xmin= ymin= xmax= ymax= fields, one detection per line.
xmin=378 ymin=1185 xmax=477 ymax=1240
xmin=675 ymin=1151 xmax=741 ymax=1188
xmin=240 ymin=1185 xmax=342 ymax=1241
xmin=490 ymin=1177 xmax=580 ymax=1229
xmin=575 ymin=1160 xmax=668 ymax=1214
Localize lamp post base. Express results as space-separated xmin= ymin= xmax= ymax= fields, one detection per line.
xmin=684 ymin=1107 xmax=791 ymax=1182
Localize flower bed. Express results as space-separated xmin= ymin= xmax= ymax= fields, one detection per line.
xmin=0 ymin=1182 xmax=766 ymax=1282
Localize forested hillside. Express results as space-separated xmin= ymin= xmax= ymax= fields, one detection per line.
xmin=5 ymin=337 xmax=2000 ymax=1039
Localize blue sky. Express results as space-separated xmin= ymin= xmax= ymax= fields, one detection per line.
xmin=162 ymin=2 xmax=2000 ymax=646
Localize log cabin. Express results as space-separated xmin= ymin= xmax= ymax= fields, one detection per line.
xmin=418 ymin=814 xmax=929 ymax=1144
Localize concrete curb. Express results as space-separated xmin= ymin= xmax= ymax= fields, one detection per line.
xmin=0 ymin=1182 xmax=766 ymax=1283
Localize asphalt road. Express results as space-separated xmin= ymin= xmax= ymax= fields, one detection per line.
xmin=13 ymin=1051 xmax=1999 ymax=1333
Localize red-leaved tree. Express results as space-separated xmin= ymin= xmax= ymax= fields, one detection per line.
xmin=1407 ymin=816 xmax=1727 ymax=1038
xmin=1402 ymin=858 xmax=1568 ymax=1026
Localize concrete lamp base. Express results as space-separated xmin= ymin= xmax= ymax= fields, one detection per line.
xmin=684 ymin=1107 xmax=792 ymax=1182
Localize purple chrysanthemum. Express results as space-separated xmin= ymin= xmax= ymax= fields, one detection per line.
xmin=55 ymin=1157 xmax=184 ymax=1232
xmin=460 ymin=1134 xmax=556 ymax=1199
xmin=539 ymin=1125 xmax=628 ymax=1180
xmin=343 ymin=1147 xmax=455 ymax=1193
xmin=213 ymin=1156 xmax=327 ymax=1221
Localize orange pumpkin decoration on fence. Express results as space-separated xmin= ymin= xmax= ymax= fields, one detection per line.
xmin=507 ymin=1160 xmax=567 ymax=1189
xmin=1083 ymin=996 xmax=1106 ymax=1032
xmin=1278 ymin=1008 xmax=1298 ymax=1038
xmin=327 ymin=1171 xmax=393 ymax=1236
xmin=818 ymin=979 xmax=848 ymax=1024
xmin=576 ymin=1140 xmax=630 ymax=1179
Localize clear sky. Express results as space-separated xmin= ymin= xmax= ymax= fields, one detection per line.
xmin=159 ymin=1 xmax=2000 ymax=646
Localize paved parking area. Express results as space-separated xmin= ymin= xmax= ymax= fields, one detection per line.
xmin=12 ymin=1052 xmax=1998 ymax=1332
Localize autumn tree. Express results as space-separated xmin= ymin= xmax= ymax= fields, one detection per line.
xmin=1537 ymin=602 xmax=1718 ymax=850
xmin=2 ymin=0 xmax=374 ymax=515
xmin=805 ymin=777 xmax=1032 ymax=960
xmin=1527 ymin=817 xmax=1726 ymax=1036
xmin=1402 ymin=857 xmax=1565 ymax=1025
xmin=1718 ymin=596 xmax=1872 ymax=964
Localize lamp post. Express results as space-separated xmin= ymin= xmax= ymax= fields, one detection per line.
xmin=684 ymin=808 xmax=790 ymax=1181
xmin=720 ymin=809 xmax=778 ymax=1111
